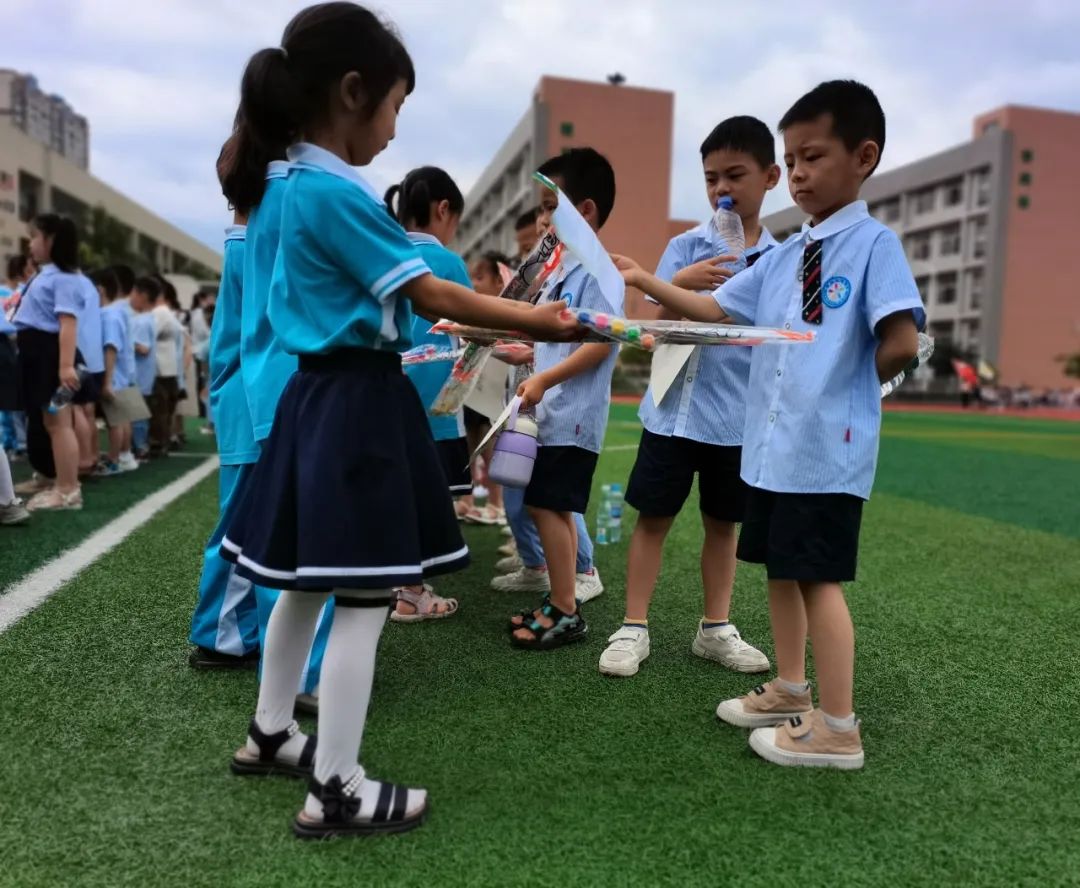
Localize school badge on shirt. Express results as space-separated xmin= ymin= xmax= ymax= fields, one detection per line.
xmin=822 ymin=276 xmax=852 ymax=309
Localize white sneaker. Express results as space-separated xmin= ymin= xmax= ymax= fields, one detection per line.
xmin=118 ymin=452 xmax=139 ymax=472
xmin=598 ymin=626 xmax=650 ymax=677
xmin=575 ymin=568 xmax=604 ymax=604
xmin=495 ymin=553 xmax=523 ymax=574
xmin=501 ymin=525 xmax=513 ymax=538
xmin=691 ymin=623 xmax=770 ymax=673
xmin=491 ymin=566 xmax=550 ymax=593
xmin=498 ymin=540 xmax=517 ymax=557
xmin=0 ymin=498 xmax=30 ymax=526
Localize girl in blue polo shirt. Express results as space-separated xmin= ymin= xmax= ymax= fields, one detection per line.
xmin=15 ymin=214 xmax=85 ymax=511
xmin=384 ymin=166 xmax=471 ymax=623
xmin=219 ymin=3 xmax=574 ymax=840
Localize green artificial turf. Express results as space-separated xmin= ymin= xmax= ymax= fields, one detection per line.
xmin=1 ymin=411 xmax=1078 ymax=887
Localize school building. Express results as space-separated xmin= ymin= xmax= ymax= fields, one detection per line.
xmin=454 ymin=76 xmax=694 ymax=317
xmin=763 ymin=105 xmax=1080 ymax=390
xmin=0 ymin=69 xmax=222 ymax=277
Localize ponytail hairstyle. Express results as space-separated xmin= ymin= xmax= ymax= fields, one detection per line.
xmin=384 ymin=166 xmax=464 ymax=229
xmin=32 ymin=213 xmax=79 ymax=273
xmin=221 ymin=2 xmax=416 ymax=214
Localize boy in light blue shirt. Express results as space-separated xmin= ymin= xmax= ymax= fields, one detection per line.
xmin=129 ymin=285 xmax=157 ymax=458
xmin=616 ymin=81 xmax=924 ymax=769
xmin=93 ymin=268 xmax=138 ymax=474
xmin=600 ymin=117 xmax=781 ymax=680
xmin=509 ymin=148 xmax=621 ymax=650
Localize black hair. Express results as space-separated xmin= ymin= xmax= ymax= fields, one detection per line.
xmin=132 ymin=275 xmax=161 ymax=301
xmin=779 ymin=80 xmax=886 ymax=176
xmin=152 ymin=274 xmax=179 ymax=310
xmin=536 ymin=148 xmax=616 ymax=228
xmin=110 ymin=263 xmax=135 ymax=294
xmin=514 ymin=208 xmax=538 ymax=231
xmin=32 ymin=213 xmax=79 ymax=273
xmin=472 ymin=250 xmax=512 ymax=278
xmin=6 ymin=254 xmax=29 ymax=281
xmin=91 ymin=267 xmax=120 ymax=301
xmin=700 ymin=116 xmax=775 ymax=168
xmin=384 ymin=166 xmax=464 ymax=229
xmin=222 ymin=3 xmax=415 ymax=214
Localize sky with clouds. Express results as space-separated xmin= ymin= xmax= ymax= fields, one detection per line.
xmin=6 ymin=0 xmax=1080 ymax=254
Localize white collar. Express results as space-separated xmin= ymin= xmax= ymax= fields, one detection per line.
xmin=552 ymin=254 xmax=583 ymax=286
xmin=286 ymin=143 xmax=384 ymax=204
xmin=266 ymin=160 xmax=291 ymax=180
xmin=225 ymin=225 xmax=246 ymax=241
xmin=407 ymin=232 xmax=442 ymax=246
xmin=800 ymin=200 xmax=870 ymax=242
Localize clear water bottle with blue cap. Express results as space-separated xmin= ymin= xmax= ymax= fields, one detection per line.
xmin=711 ymin=195 xmax=746 ymax=273
xmin=47 ymin=364 xmax=88 ymax=414
xmin=608 ymin=483 xmax=623 ymax=544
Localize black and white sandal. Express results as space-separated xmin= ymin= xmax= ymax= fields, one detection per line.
xmin=510 ymin=601 xmax=588 ymax=650
xmin=230 ymin=718 xmax=316 ymax=779
xmin=292 ymin=768 xmax=428 ymax=839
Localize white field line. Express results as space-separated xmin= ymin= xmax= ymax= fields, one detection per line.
xmin=0 ymin=457 xmax=219 ymax=633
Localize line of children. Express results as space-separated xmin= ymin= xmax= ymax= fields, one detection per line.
xmin=613 ymin=80 xmax=924 ymax=769
xmin=218 ymin=1 xmax=576 ymax=838
xmin=599 ymin=117 xmax=779 ymax=678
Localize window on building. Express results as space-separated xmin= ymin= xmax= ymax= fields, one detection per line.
xmin=560 ymin=121 xmax=574 ymax=137
xmin=939 ymin=225 xmax=962 ymax=256
xmin=967 ymin=269 xmax=984 ymax=311
xmin=1021 ymin=148 xmax=1034 ymax=163
xmin=943 ymin=178 xmax=964 ymax=207
xmin=908 ymin=232 xmax=931 ymax=261
xmin=912 ymin=188 xmax=935 ymax=214
xmin=915 ymin=276 xmax=930 ymax=305
xmin=1018 ymin=171 xmax=1032 ymax=186
xmin=1018 ymin=195 xmax=1031 ymax=209
xmin=971 ymin=218 xmax=988 ymax=260
xmin=974 ymin=169 xmax=991 ymax=207
xmin=936 ymin=272 xmax=958 ymax=305
xmin=963 ymin=319 xmax=981 ymax=352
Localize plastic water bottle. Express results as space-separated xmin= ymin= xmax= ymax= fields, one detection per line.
xmin=711 ymin=196 xmax=746 ymax=273
xmin=608 ymin=483 xmax=623 ymax=544
xmin=596 ymin=484 xmax=612 ymax=545
xmin=47 ymin=365 xmax=88 ymax=413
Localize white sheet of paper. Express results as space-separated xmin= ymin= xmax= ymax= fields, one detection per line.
xmin=469 ymin=395 xmax=522 ymax=465
xmin=649 ymin=344 xmax=696 ymax=407
xmin=464 ymin=358 xmax=511 ymax=422
xmin=546 ymin=179 xmax=626 ymax=312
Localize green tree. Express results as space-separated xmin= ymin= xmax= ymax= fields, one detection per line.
xmin=1058 ymin=352 xmax=1080 ymax=379
xmin=78 ymin=205 xmax=139 ymax=271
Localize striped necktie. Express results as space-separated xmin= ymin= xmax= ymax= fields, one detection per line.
xmin=802 ymin=240 xmax=823 ymax=324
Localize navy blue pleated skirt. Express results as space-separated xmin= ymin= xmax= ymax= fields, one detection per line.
xmin=221 ymin=348 xmax=470 ymax=591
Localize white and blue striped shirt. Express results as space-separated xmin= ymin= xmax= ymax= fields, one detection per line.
xmin=714 ymin=200 xmax=926 ymax=500
xmin=639 ymin=221 xmax=779 ymax=446
xmin=534 ymin=258 xmax=622 ymax=453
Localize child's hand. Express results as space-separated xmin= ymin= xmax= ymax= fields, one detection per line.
xmin=522 ymin=300 xmax=580 ymax=342
xmin=494 ymin=342 xmax=535 ymax=366
xmin=101 ymin=384 xmax=115 ymax=403
xmin=59 ymin=364 xmax=81 ymax=392
xmin=672 ymin=256 xmax=737 ymax=292
xmin=610 ymin=254 xmax=643 ymax=288
xmin=517 ymin=375 xmax=547 ymax=409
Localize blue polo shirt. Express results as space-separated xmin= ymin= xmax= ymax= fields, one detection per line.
xmin=268 ymin=143 xmax=430 ymax=356
xmin=715 ymin=200 xmax=926 ymax=499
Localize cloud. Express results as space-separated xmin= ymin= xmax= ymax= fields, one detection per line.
xmin=6 ymin=0 xmax=1080 ymax=253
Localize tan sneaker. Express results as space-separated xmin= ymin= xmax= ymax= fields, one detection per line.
xmin=749 ymin=709 xmax=864 ymax=770
xmin=716 ymin=679 xmax=813 ymax=728
xmin=26 ymin=487 xmax=83 ymax=512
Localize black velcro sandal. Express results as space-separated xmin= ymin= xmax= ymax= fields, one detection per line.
xmin=230 ymin=718 xmax=316 ymax=779
xmin=507 ymin=594 xmax=550 ymax=632
xmin=292 ymin=770 xmax=428 ymax=840
xmin=510 ymin=601 xmax=588 ymax=650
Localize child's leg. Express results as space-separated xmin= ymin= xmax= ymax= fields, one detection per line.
xmin=769 ymin=579 xmax=808 ymax=684
xmin=107 ymin=425 xmax=123 ymax=462
xmin=573 ymin=512 xmax=593 ymax=573
xmin=624 ymin=514 xmax=676 ymax=621
xmin=528 ymin=506 xmax=576 ymax=612
xmin=700 ymin=515 xmax=737 ymax=621
xmin=311 ymin=593 xmax=390 ymax=784
xmin=0 ymin=446 xmax=15 ymax=504
xmin=504 ymin=485 xmax=545 ymax=568
xmin=800 ymin=581 xmax=854 ymax=717
xmin=120 ymin=422 xmax=132 ymax=454
xmin=42 ymin=408 xmax=79 ymax=492
xmin=255 ymin=589 xmax=329 ymax=733
xmin=72 ymin=404 xmax=95 ymax=469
